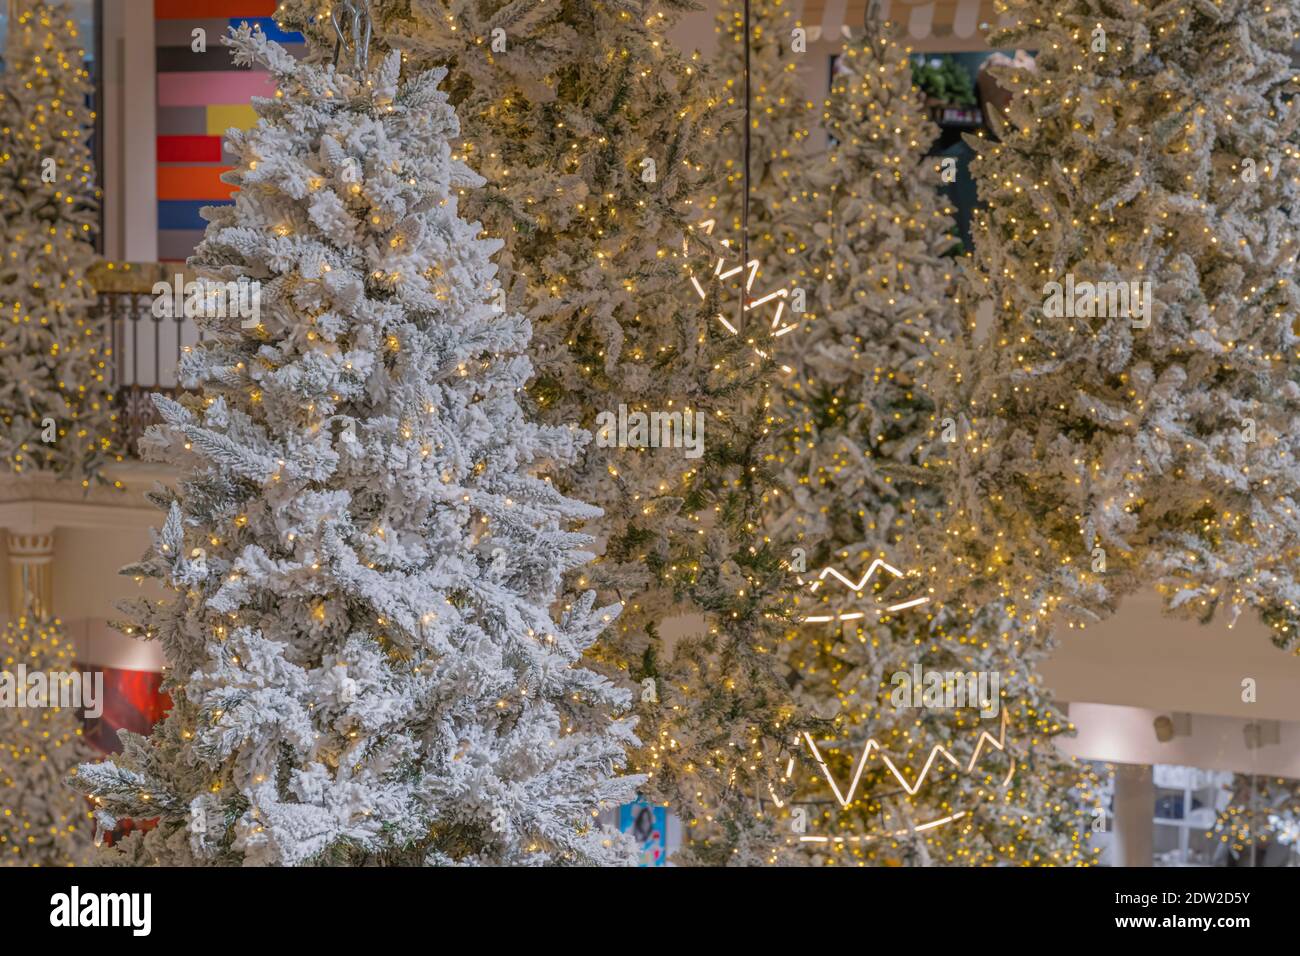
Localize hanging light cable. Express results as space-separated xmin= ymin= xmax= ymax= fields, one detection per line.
xmin=739 ymin=0 xmax=752 ymax=337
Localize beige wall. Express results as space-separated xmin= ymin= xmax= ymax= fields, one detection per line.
xmin=1059 ymin=703 xmax=1300 ymax=779
xmin=49 ymin=525 xmax=154 ymax=624
xmin=1043 ymin=590 xmax=1300 ymax=724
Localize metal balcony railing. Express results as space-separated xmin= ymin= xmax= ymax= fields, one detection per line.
xmin=88 ymin=262 xmax=204 ymax=457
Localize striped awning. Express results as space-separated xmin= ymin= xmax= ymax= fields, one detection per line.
xmin=801 ymin=0 xmax=1012 ymax=44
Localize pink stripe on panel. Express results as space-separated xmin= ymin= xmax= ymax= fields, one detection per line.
xmin=157 ymin=71 xmax=276 ymax=107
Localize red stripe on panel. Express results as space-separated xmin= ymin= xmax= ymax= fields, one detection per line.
xmin=155 ymin=0 xmax=277 ymax=19
xmin=157 ymin=135 xmax=224 ymax=163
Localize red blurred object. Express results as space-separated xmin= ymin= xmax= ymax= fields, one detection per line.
xmin=80 ymin=666 xmax=170 ymax=847
xmin=82 ymin=665 xmax=170 ymax=755
xmin=100 ymin=814 xmax=159 ymax=849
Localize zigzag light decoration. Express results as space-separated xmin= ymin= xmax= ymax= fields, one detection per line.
xmin=686 ymin=218 xmax=799 ymax=372
xmin=776 ymin=556 xmax=1005 ymax=843
xmin=800 ymin=709 xmax=1016 ymax=809
xmin=797 ymin=557 xmax=931 ymax=624
xmin=765 ymin=715 xmax=1016 ymax=841
xmin=798 ymin=810 xmax=969 ymax=844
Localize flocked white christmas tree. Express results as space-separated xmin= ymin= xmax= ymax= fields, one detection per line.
xmin=72 ymin=24 xmax=640 ymax=866
xmin=273 ymin=0 xmax=812 ymax=863
xmin=779 ymin=25 xmax=958 ymax=560
xmin=705 ymin=0 xmax=818 ymax=269
xmin=0 ymin=0 xmax=114 ymax=480
xmin=932 ymin=0 xmax=1300 ymax=647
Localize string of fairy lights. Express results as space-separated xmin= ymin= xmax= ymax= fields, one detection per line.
xmin=6 ymin=0 xmax=1287 ymax=867
xmin=933 ymin=12 xmax=1300 ymax=649
xmin=0 ymin=614 xmax=92 ymax=863
xmin=0 ymin=4 xmax=114 ymax=482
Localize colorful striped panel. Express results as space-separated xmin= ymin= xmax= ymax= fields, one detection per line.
xmin=157 ymin=41 xmax=304 ymax=73
xmin=155 ymin=19 xmax=236 ymax=47
xmin=228 ymin=17 xmax=304 ymax=43
xmin=158 ymin=45 xmax=232 ymax=72
xmin=205 ymin=103 xmax=258 ymax=136
xmin=154 ymin=1 xmax=302 ymax=259
xmin=158 ymin=71 xmax=276 ymax=107
xmin=158 ymin=230 xmax=211 ymax=263
xmin=157 ymin=106 xmax=209 ymax=136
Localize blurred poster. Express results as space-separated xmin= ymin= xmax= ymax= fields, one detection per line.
xmin=618 ymin=796 xmax=668 ymax=867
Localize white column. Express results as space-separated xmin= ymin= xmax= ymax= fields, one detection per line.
xmin=7 ymin=530 xmax=55 ymax=621
xmin=99 ymin=0 xmax=124 ymax=260
xmin=119 ymin=0 xmax=157 ymax=262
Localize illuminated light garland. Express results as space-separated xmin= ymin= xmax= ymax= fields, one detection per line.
xmin=804 ymin=556 xmax=903 ymax=593
xmin=799 ymin=810 xmax=968 ymax=842
xmin=690 ymin=247 xmax=797 ymax=339
xmin=686 ymin=218 xmax=799 ymax=372
xmin=799 ymin=709 xmax=1015 ymax=807
xmin=796 ymin=557 xmax=931 ymax=623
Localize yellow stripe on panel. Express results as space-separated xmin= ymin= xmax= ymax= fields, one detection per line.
xmin=206 ymin=104 xmax=258 ymax=137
